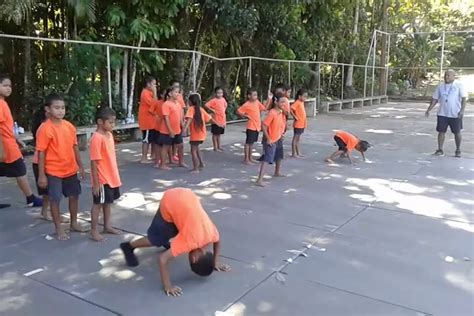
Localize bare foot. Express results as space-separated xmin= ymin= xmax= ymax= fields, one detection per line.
xmin=90 ymin=231 xmax=105 ymax=242
xmin=39 ymin=212 xmax=52 ymax=221
xmin=325 ymin=158 xmax=335 ymax=163
xmin=178 ymin=163 xmax=189 ymax=168
xmin=153 ymin=164 xmax=160 ymax=168
xmin=56 ymin=229 xmax=70 ymax=241
xmin=140 ymin=159 xmax=152 ymax=164
xmin=190 ymin=169 xmax=200 ymax=174
xmin=256 ymin=181 xmax=267 ymax=187
xmin=70 ymin=223 xmax=89 ymax=233
xmin=250 ymin=159 xmax=258 ymax=164
xmin=199 ymin=163 xmax=205 ymax=170
xmin=217 ymin=148 xmax=225 ymax=152
xmin=290 ymin=155 xmax=297 ymax=158
xmin=273 ymin=174 xmax=286 ymax=177
xmin=103 ymin=227 xmax=122 ymax=235
xmin=243 ymin=161 xmax=253 ymax=165
xmin=159 ymin=165 xmax=172 ymax=171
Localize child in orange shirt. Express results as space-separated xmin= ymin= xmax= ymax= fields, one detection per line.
xmin=150 ymin=89 xmax=165 ymax=168
xmin=205 ymin=87 xmax=227 ymax=152
xmin=184 ymin=94 xmax=221 ymax=173
xmin=256 ymin=95 xmax=286 ymax=187
xmin=89 ymin=107 xmax=122 ymax=242
xmin=37 ymin=94 xmax=86 ymax=240
xmin=237 ymin=88 xmax=266 ymax=164
xmin=325 ymin=130 xmax=370 ymax=164
xmin=158 ymin=86 xmax=187 ymax=170
xmin=0 ymin=74 xmax=42 ymax=209
xmin=120 ymin=187 xmax=230 ymax=296
xmin=170 ymin=80 xmax=186 ymax=161
xmin=290 ymin=89 xmax=308 ymax=158
xmin=138 ymin=76 xmax=159 ymax=163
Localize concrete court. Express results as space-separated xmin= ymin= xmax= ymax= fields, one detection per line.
xmin=0 ymin=101 xmax=473 ymax=316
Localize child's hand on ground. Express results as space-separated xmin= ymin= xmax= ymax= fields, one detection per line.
xmin=164 ymin=285 xmax=182 ymax=297
xmin=214 ymin=263 xmax=231 ymax=272
xmin=38 ymin=175 xmax=48 ymax=189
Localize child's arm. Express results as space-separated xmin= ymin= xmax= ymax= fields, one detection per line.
xmin=163 ymin=116 xmax=175 ymax=137
xmin=158 ymin=249 xmax=182 ymax=296
xmin=213 ymin=241 xmax=231 ymax=272
xmin=38 ymin=151 xmax=48 ymax=188
xmin=183 ymin=118 xmax=192 ymax=131
xmin=261 ymin=124 xmax=273 ymax=145
xmin=361 ymin=151 xmax=366 ymax=162
xmin=90 ymin=160 xmax=100 ymax=197
xmin=73 ymin=145 xmax=85 ymax=180
xmin=209 ymin=117 xmax=223 ymax=128
xmin=347 ymin=151 xmax=354 ymax=164
xmin=0 ymin=134 xmax=5 ymax=162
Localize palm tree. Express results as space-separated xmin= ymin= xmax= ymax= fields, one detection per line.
xmin=66 ymin=0 xmax=97 ymax=38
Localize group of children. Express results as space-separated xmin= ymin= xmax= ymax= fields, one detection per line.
xmin=0 ymin=73 xmax=369 ymax=296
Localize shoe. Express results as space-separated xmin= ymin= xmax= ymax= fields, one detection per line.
xmin=120 ymin=242 xmax=139 ymax=267
xmin=26 ymin=195 xmax=43 ymax=207
xmin=0 ymin=204 xmax=11 ymax=209
xmin=455 ymin=150 xmax=461 ymax=158
xmin=433 ymin=149 xmax=444 ymax=156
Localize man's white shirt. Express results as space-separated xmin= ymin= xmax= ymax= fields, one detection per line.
xmin=433 ymin=81 xmax=468 ymax=118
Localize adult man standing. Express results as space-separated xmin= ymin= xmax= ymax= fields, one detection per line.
xmin=425 ymin=69 xmax=468 ymax=157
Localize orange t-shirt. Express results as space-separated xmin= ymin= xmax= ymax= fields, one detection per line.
xmin=185 ymin=107 xmax=212 ymax=141
xmin=89 ymin=131 xmax=121 ymax=188
xmin=150 ymin=99 xmax=164 ymax=131
xmin=335 ymin=130 xmax=359 ymax=152
xmin=262 ymin=109 xmax=284 ymax=144
xmin=138 ymin=89 xmax=158 ymax=131
xmin=206 ymin=97 xmax=227 ymax=126
xmin=0 ymin=99 xmax=22 ymax=163
xmin=36 ymin=119 xmax=78 ymax=178
xmin=160 ymin=188 xmax=220 ymax=257
xmin=237 ymin=101 xmax=266 ymax=131
xmin=177 ymin=94 xmax=186 ymax=109
xmin=159 ymin=100 xmax=182 ymax=135
xmin=291 ymin=100 xmax=307 ymax=129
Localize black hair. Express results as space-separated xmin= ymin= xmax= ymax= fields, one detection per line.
xmin=296 ymin=89 xmax=306 ymax=99
xmin=164 ymin=86 xmax=179 ymax=101
xmin=45 ymin=93 xmax=64 ymax=107
xmin=0 ymin=73 xmax=10 ymax=83
xmin=95 ymin=106 xmax=116 ymax=123
xmin=246 ymin=87 xmax=257 ymax=98
xmin=358 ymin=140 xmax=370 ymax=152
xmin=169 ymin=79 xmax=180 ymax=86
xmin=274 ymin=83 xmax=286 ymax=93
xmin=270 ymin=94 xmax=281 ymax=110
xmin=188 ymin=94 xmax=203 ymax=129
xmin=144 ymin=75 xmax=155 ymax=86
xmin=284 ymin=83 xmax=291 ymax=91
xmin=31 ymin=105 xmax=47 ymax=143
xmin=214 ymin=86 xmax=223 ymax=93
xmin=190 ymin=251 xmax=215 ymax=277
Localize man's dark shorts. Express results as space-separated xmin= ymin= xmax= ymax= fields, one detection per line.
xmin=147 ymin=210 xmax=178 ymax=249
xmin=245 ymin=129 xmax=259 ymax=144
xmin=259 ymin=138 xmax=283 ymax=164
xmin=437 ymin=115 xmax=462 ymax=134
xmin=334 ymin=135 xmax=347 ymax=152
xmin=47 ymin=173 xmax=81 ymax=202
xmin=158 ymin=133 xmax=183 ymax=146
xmin=0 ymin=158 xmax=27 ymax=178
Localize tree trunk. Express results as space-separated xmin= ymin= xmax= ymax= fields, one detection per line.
xmin=73 ymin=14 xmax=77 ymax=39
xmin=345 ymin=0 xmax=360 ymax=88
xmin=113 ymin=69 xmax=120 ymax=99
xmin=122 ymin=50 xmax=129 ymax=113
xmin=127 ymin=39 xmax=143 ymax=118
xmin=196 ymin=57 xmax=209 ymax=92
xmin=379 ymin=0 xmax=390 ymax=95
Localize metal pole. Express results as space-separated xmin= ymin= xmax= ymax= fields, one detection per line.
xmin=363 ymin=66 xmax=367 ymax=98
xmin=371 ymin=31 xmax=377 ymax=97
xmin=384 ymin=34 xmax=391 ymax=97
xmin=192 ymin=52 xmax=197 ymax=92
xmin=439 ymin=31 xmax=446 ymax=81
xmin=341 ymin=65 xmax=344 ymax=101
xmin=249 ymin=57 xmax=252 ymax=87
xmin=106 ymin=45 xmax=112 ymax=108
xmin=288 ymin=61 xmax=291 ymax=87
xmin=316 ymin=63 xmax=321 ymax=116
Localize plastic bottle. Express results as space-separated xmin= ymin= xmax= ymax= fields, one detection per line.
xmin=13 ymin=122 xmax=19 ymax=136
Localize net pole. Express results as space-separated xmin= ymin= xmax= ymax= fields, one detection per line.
xmin=192 ymin=52 xmax=197 ymax=92
xmin=106 ymin=45 xmax=112 ymax=108
xmin=288 ymin=61 xmax=291 ymax=87
xmin=384 ymin=34 xmax=391 ymax=97
xmin=371 ymin=31 xmax=377 ymax=97
xmin=249 ymin=57 xmax=252 ymax=87
xmin=341 ymin=66 xmax=344 ymax=101
xmin=317 ymin=63 xmax=321 ymax=115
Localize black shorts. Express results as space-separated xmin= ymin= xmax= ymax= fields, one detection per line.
xmin=93 ymin=184 xmax=121 ymax=205
xmin=147 ymin=209 xmax=178 ymax=249
xmin=190 ymin=140 xmax=203 ymax=146
xmin=32 ymin=163 xmax=48 ymax=196
xmin=149 ymin=130 xmax=160 ymax=144
xmin=158 ymin=133 xmax=183 ymax=146
xmin=245 ymin=129 xmax=259 ymax=144
xmin=437 ymin=116 xmax=463 ymax=134
xmin=47 ymin=173 xmax=82 ymax=203
xmin=259 ymin=138 xmax=284 ymax=164
xmin=142 ymin=130 xmax=151 ymax=144
xmin=334 ymin=136 xmax=347 ymax=152
xmin=294 ymin=128 xmax=305 ymax=135
xmin=0 ymin=158 xmax=27 ymax=178
xmin=211 ymin=124 xmax=225 ymax=135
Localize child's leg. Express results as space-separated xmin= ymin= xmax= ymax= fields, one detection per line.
xmin=197 ymin=145 xmax=205 ymax=169
xmin=325 ymin=150 xmax=343 ymax=162
xmin=217 ymin=135 xmax=222 ymax=151
xmin=153 ymin=144 xmax=161 ymax=167
xmin=291 ymin=134 xmax=297 ymax=157
xmin=243 ymin=144 xmax=251 ymax=163
xmin=130 ymin=237 xmax=153 ymax=249
xmin=296 ymin=134 xmax=303 ymax=156
xmin=141 ymin=141 xmax=150 ymax=163
xmin=90 ymin=204 xmax=104 ymax=241
xmin=15 ymin=175 xmax=34 ymax=199
xmin=50 ymin=200 xmax=68 ymax=240
xmin=177 ymin=143 xmax=188 ymax=167
xmin=249 ymin=144 xmax=258 ymax=163
xmin=190 ymin=144 xmax=199 ymax=172
xmin=212 ymin=134 xmax=218 ymax=151
xmin=274 ymin=159 xmax=285 ymax=177
xmin=120 ymin=236 xmax=153 ymax=267
xmin=256 ymin=162 xmax=268 ymax=186
xmin=167 ymin=146 xmax=174 ymax=164
xmin=40 ymin=195 xmax=50 ymax=219
xmin=160 ymin=145 xmax=171 ymax=170
xmin=103 ymin=203 xmax=121 ymax=234
xmin=69 ymin=196 xmax=86 ymax=232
